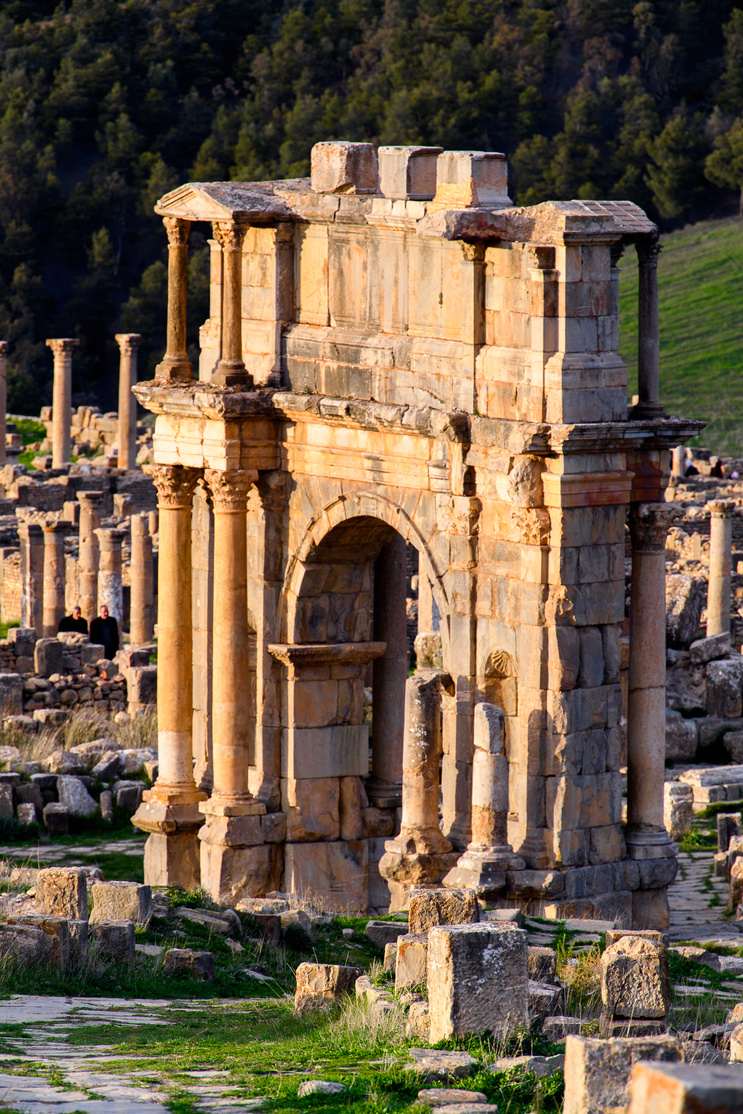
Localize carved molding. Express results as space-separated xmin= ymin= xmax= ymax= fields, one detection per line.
xmin=629 ymin=501 xmax=682 ymax=554
xmin=143 ymin=464 xmax=200 ymax=509
xmin=204 ymin=468 xmax=256 ymax=511
xmin=45 ymin=338 xmax=79 ymax=357
xmin=212 ymin=220 xmax=248 ymax=252
xmin=636 ymin=238 xmax=661 ymax=269
xmin=163 ymin=216 xmax=190 ymax=246
xmin=115 ymin=333 xmax=141 ymax=354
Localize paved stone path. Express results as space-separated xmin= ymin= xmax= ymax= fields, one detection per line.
xmin=0 ymin=839 xmax=146 ymax=865
xmin=667 ymin=850 xmax=737 ymax=941
xmin=0 ymin=996 xmax=266 ymax=1113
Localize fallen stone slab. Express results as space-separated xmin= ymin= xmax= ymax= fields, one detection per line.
xmin=365 ymin=920 xmax=409 ymax=948
xmin=491 ymin=1054 xmax=564 ymax=1077
xmin=298 ymin=1081 xmax=347 ymax=1096
xmin=405 ymin=1048 xmax=479 ymax=1083
xmin=417 ymin=1090 xmax=488 ymax=1107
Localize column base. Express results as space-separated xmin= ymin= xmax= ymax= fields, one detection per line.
xmin=199 ymin=797 xmax=266 ymax=818
xmin=133 ymin=795 xmax=205 ymax=889
xmin=211 ymin=360 xmax=253 ymax=388
xmin=155 ymin=354 xmax=192 ymax=383
xmin=629 ymin=400 xmax=667 ymax=420
xmin=443 ymin=846 xmax=526 ymax=896
xmin=379 ymin=830 xmax=458 ymax=892
xmin=365 ymin=778 xmax=402 ymax=809
xmin=625 ymin=828 xmax=677 ymax=860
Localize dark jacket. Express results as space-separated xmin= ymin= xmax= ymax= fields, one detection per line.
xmin=90 ymin=615 xmax=119 ymax=657
xmin=58 ymin=615 xmax=89 ymax=634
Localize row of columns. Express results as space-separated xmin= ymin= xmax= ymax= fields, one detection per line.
xmin=18 ymin=505 xmax=154 ymax=644
xmin=156 ymin=216 xmax=252 ymax=388
xmin=44 ymin=335 xmax=140 ymax=470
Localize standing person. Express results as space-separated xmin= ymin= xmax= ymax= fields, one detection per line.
xmin=58 ymin=605 xmax=88 ymax=635
xmin=90 ymin=604 xmax=119 ymax=658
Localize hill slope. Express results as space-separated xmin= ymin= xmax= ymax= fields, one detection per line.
xmin=618 ymin=217 xmax=743 ymax=457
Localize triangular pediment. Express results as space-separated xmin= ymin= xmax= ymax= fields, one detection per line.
xmin=154 ymin=182 xmax=293 ymax=223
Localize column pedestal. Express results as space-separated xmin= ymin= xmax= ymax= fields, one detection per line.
xmin=132 ymin=464 xmax=205 ymax=887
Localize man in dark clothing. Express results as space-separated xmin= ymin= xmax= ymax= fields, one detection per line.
xmin=58 ymin=606 xmax=88 ymax=635
xmin=90 ymin=605 xmax=119 ymax=658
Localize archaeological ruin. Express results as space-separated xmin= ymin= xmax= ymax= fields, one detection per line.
xmin=127 ymin=140 xmax=705 ymax=929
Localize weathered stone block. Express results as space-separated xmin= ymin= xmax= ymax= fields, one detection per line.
xmin=528 ymin=946 xmax=557 ymax=983
xmin=601 ymin=936 xmax=671 ymax=1020
xmin=427 ymin=923 xmax=528 ymax=1042
xmin=408 ymin=887 xmax=480 ymax=935
xmin=162 ymin=948 xmax=215 ymax=981
xmin=0 ymin=922 xmax=50 ymax=966
xmin=56 ymin=775 xmax=98 ymax=817
xmin=36 ymin=867 xmax=88 ymax=920
xmin=0 ymin=673 xmax=22 ymax=717
xmin=665 ymin=710 xmax=698 ymax=763
xmin=43 ymin=802 xmax=69 ymax=835
xmin=9 ymin=914 xmax=70 ymax=970
xmin=664 ymin=783 xmax=694 ymax=841
xmin=34 ymin=638 xmax=64 ymax=678
xmin=666 ymin=574 xmax=705 ymax=648
xmin=311 ymin=141 xmax=378 ymax=193
xmin=90 ymin=882 xmax=152 ymax=926
xmin=395 ymin=933 xmax=428 ymax=991
xmin=378 ymin=146 xmax=443 ymax=200
xmin=706 ymin=658 xmax=743 ymax=718
xmin=126 ymin=665 xmax=157 ymax=707
xmin=283 ymin=840 xmax=368 ymax=913
xmin=563 ymin=1033 xmax=683 ymax=1114
xmin=294 ymin=961 xmax=359 ymax=1013
xmin=627 ymin=1061 xmax=743 ymax=1113
xmin=90 ymin=920 xmax=135 ymax=967
xmin=364 ymin=920 xmax=408 ymax=949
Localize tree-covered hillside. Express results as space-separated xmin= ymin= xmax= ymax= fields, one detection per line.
xmin=2 ymin=0 xmax=743 ymax=408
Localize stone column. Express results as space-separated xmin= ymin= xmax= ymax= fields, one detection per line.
xmin=0 ymin=340 xmax=8 ymax=467
xmin=631 ymin=239 xmax=665 ymax=419
xmin=379 ymin=671 xmax=457 ymax=909
xmin=444 ymin=703 xmax=524 ymax=895
xmin=671 ymin=446 xmax=685 ymax=479
xmin=155 ymin=217 xmax=191 ymax=383
xmin=95 ymin=528 xmax=125 ymax=626
xmin=18 ymin=523 xmax=43 ymax=633
xmin=77 ymin=491 xmax=103 ymax=624
xmin=42 ymin=521 xmax=67 ymax=637
xmin=707 ymin=500 xmax=734 ymax=638
xmin=130 ymin=513 xmax=154 ymax=645
xmin=132 ymin=464 xmax=205 ymax=889
xmin=211 ymin=221 xmax=251 ymax=387
xmin=46 ymin=338 xmax=79 ymax=467
xmin=369 ymin=533 xmax=407 ymax=807
xmin=148 ymin=509 xmax=159 ymax=535
xmin=115 ymin=333 xmax=140 ymax=471
xmin=626 ymin=501 xmax=681 ymax=865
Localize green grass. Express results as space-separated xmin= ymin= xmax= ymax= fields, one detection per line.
xmin=618 ymin=216 xmax=743 ymax=456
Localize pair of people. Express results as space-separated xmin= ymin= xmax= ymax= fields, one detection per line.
xmin=58 ymin=604 xmax=120 ymax=657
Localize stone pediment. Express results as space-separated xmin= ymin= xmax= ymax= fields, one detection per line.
xmin=154 ymin=181 xmax=294 ymax=223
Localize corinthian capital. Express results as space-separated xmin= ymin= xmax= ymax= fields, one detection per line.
xmin=629 ymin=501 xmax=682 ymax=554
xmin=115 ymin=333 xmax=141 ymax=355
xmin=204 ymin=468 xmax=256 ymax=511
xmin=144 ymin=464 xmax=200 ymax=509
xmin=212 ymin=220 xmax=248 ymax=252
xmin=46 ymin=338 xmax=79 ymax=357
xmin=162 ymin=216 xmax=191 ymax=246
xmin=636 ymin=237 xmax=661 ymax=269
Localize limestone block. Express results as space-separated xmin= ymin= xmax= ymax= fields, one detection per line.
xmin=415 ymin=631 xmax=443 ymax=669
xmin=427 ymin=923 xmax=528 ymax=1042
xmin=432 ymin=151 xmax=510 ymax=209
xmin=89 ymin=881 xmax=152 ymax=926
xmin=730 ymin=857 xmax=743 ymax=909
xmin=311 ymin=141 xmax=378 ymax=193
xmin=45 ymin=750 xmax=87 ymax=775
xmin=90 ymin=920 xmax=135 ymax=967
xmin=731 ymin=1023 xmax=743 ymax=1062
xmin=283 ymin=839 xmax=368 ymax=913
xmin=627 ymin=1061 xmax=743 ymax=1113
xmin=395 ymin=933 xmax=428 ymax=991
xmin=163 ymin=948 xmax=215 ymax=981
xmin=706 ymin=658 xmax=743 ymax=718
xmin=36 ymin=867 xmax=87 ymax=920
xmin=563 ymin=1034 xmax=683 ymax=1114
xmin=384 ymin=942 xmax=397 ymax=971
xmin=9 ymin=914 xmax=70 ymax=970
xmin=601 ymin=936 xmax=671 ymax=1019
xmin=0 ymin=746 xmax=21 ymax=773
xmin=378 ymin=145 xmax=442 ymax=200
xmin=408 ymin=887 xmax=480 ymax=935
xmin=127 ymin=665 xmax=157 ymax=706
xmin=34 ymin=638 xmax=64 ymax=678
xmin=43 ymin=802 xmax=68 ymax=835
xmin=666 ymin=574 xmax=705 ymax=648
xmin=664 ymin=783 xmax=694 ymax=842
xmin=91 ymin=752 xmax=121 ymax=780
xmin=0 ymin=673 xmax=22 ymax=717
xmin=281 ymin=777 xmax=339 ymax=842
xmin=528 ymin=946 xmax=557 ymax=983
xmin=281 ymin=725 xmax=368 ymax=779
xmin=665 ymin=710 xmax=698 ymax=763
xmin=417 ymin=1089 xmax=489 ymax=1107
xmin=294 ymin=961 xmax=359 ymax=1013
xmin=16 ymin=801 xmax=36 ymax=825
xmin=529 ymin=980 xmax=562 ymax=1023
xmin=8 ymin=628 xmax=37 ymax=657
xmin=0 ymin=922 xmax=50 ymax=966
xmin=339 ymin=775 xmax=367 ymax=841
xmin=364 ymin=920 xmax=408 ymax=949
xmin=690 ymin=633 xmax=732 ymax=665
xmin=56 ymin=775 xmax=98 ymax=817
xmin=67 ymin=918 xmax=88 ymax=965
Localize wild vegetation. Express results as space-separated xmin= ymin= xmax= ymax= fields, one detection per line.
xmin=1 ymin=0 xmax=743 ymax=411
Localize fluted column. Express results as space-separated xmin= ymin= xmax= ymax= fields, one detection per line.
xmin=95 ymin=527 xmax=125 ymax=625
xmin=200 ymin=468 xmax=257 ymax=812
xmin=155 ymin=217 xmax=191 ymax=383
xmin=132 ymin=464 xmax=205 ymax=889
xmin=77 ymin=491 xmax=103 ymax=623
xmin=46 ymin=338 xmax=78 ymax=467
xmin=115 ymin=333 xmax=140 ymax=471
xmin=707 ymin=500 xmax=734 ymax=638
xmin=0 ymin=340 xmax=8 ymax=467
xmin=42 ymin=521 xmax=67 ymax=637
xmin=631 ymin=239 xmax=665 ymax=420
xmin=211 ymin=221 xmax=251 ymax=387
xmin=626 ymin=502 xmax=681 ymax=848
xmin=130 ymin=513 xmax=154 ymax=646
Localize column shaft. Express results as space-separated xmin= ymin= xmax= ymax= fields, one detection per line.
xmin=0 ymin=340 xmax=7 ymax=467
xmin=400 ymin=672 xmax=445 ymax=838
xmin=370 ymin=533 xmax=407 ymax=804
xmin=633 ymin=240 xmax=665 ymax=419
xmin=627 ymin=502 xmax=681 ymax=837
xmin=155 ymin=217 xmax=191 ymax=383
xmin=211 ymin=221 xmax=251 ymax=387
xmin=77 ymin=492 xmax=103 ymax=623
xmin=115 ymin=333 xmax=140 ymax=471
xmin=46 ymin=338 xmax=78 ymax=468
xmin=42 ymin=522 xmax=67 ymax=638
xmin=130 ymin=514 xmax=154 ymax=645
xmin=707 ymin=501 xmax=734 ymax=638
xmin=18 ymin=524 xmax=43 ymax=633
xmin=95 ymin=528 xmax=125 ymax=627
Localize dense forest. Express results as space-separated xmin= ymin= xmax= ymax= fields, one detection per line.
xmin=1 ymin=0 xmax=743 ymax=409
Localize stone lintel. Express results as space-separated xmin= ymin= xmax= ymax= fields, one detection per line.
xmin=542 ymin=471 xmax=633 ymax=508
xmin=268 ymin=641 xmax=386 ymax=668
xmin=549 ymin=417 xmax=706 ymax=455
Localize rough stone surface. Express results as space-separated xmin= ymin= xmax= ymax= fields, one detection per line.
xmin=162 ymin=948 xmax=215 ymax=981
xmin=90 ymin=920 xmax=136 ymax=968
xmin=90 ymin=882 xmax=153 ymax=926
xmin=294 ymin=962 xmax=360 ymax=1014
xmin=563 ymin=1034 xmax=683 ymax=1114
xmin=409 ymin=887 xmax=480 ymax=935
xmin=35 ymin=868 xmax=88 ymax=920
xmin=56 ymin=775 xmax=98 ymax=817
xmin=601 ymin=937 xmax=671 ymax=1020
xmin=627 ymin=1061 xmax=743 ymax=1113
xmin=395 ymin=933 xmax=428 ymax=991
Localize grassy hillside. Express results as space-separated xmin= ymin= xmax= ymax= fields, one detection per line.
xmin=618 ymin=217 xmax=743 ymax=457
